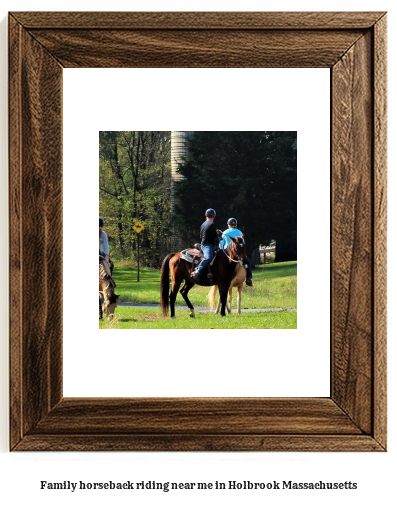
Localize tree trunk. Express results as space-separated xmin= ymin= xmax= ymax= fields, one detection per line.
xmin=117 ymin=214 xmax=125 ymax=257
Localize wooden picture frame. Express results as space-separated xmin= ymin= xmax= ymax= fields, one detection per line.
xmin=9 ymin=11 xmax=387 ymax=451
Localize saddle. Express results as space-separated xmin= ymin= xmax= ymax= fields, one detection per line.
xmin=180 ymin=244 xmax=220 ymax=268
xmin=180 ymin=246 xmax=203 ymax=266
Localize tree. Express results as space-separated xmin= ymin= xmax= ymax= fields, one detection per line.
xmin=99 ymin=131 xmax=171 ymax=267
xmin=173 ymin=131 xmax=297 ymax=261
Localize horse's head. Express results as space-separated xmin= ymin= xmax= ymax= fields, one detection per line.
xmin=102 ymin=292 xmax=120 ymax=320
xmin=229 ymin=235 xmax=246 ymax=260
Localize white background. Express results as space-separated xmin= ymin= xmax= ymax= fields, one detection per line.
xmin=0 ymin=1 xmax=395 ymax=507
xmin=63 ymin=67 xmax=330 ymax=398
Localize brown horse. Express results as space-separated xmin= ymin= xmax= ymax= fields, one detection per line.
xmin=160 ymin=236 xmax=246 ymax=318
xmin=99 ymin=255 xmax=119 ymax=320
xmin=209 ymin=263 xmax=246 ymax=314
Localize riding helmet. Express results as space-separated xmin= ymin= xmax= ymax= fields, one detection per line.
xmin=99 ymin=217 xmax=104 ymax=227
xmin=227 ymin=218 xmax=237 ymax=227
xmin=205 ymin=208 xmax=216 ymax=218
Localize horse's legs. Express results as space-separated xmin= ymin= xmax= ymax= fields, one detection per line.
xmin=170 ymin=284 xmax=181 ymax=318
xmin=227 ymin=286 xmax=233 ymax=314
xmin=169 ymin=289 xmax=178 ymax=318
xmin=169 ymin=259 xmax=198 ymax=318
xmin=180 ymin=280 xmax=196 ymax=318
xmin=218 ymin=284 xmax=229 ymax=317
xmin=213 ymin=286 xmax=221 ymax=314
xmin=237 ymin=285 xmax=242 ymax=314
xmin=170 ymin=272 xmax=184 ymax=319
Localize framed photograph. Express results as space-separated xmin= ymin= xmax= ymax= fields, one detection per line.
xmin=9 ymin=11 xmax=387 ymax=451
xmin=96 ymin=129 xmax=298 ymax=329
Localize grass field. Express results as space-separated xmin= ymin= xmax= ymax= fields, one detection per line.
xmin=100 ymin=305 xmax=296 ymax=329
xmin=99 ymin=260 xmax=297 ymax=329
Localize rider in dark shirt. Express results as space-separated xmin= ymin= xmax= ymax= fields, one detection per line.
xmin=200 ymin=218 xmax=219 ymax=245
xmin=192 ymin=208 xmax=218 ymax=282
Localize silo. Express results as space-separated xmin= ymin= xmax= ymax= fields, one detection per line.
xmin=170 ymin=131 xmax=194 ymax=251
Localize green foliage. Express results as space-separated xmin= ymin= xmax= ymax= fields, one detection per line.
xmin=99 ymin=131 xmax=171 ymax=267
xmin=173 ymin=131 xmax=297 ymax=258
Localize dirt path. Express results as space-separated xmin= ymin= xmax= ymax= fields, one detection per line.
xmin=118 ymin=303 xmax=296 ymax=313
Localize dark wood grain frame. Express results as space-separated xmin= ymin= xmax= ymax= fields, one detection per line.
xmin=9 ymin=12 xmax=387 ymax=452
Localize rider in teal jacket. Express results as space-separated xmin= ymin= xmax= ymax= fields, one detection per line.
xmin=220 ymin=218 xmax=253 ymax=286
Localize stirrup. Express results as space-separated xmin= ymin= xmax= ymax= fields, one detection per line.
xmin=191 ymin=270 xmax=200 ymax=281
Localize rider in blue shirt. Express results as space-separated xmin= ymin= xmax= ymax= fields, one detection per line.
xmin=99 ymin=217 xmax=110 ymax=261
xmin=220 ymin=218 xmax=253 ymax=286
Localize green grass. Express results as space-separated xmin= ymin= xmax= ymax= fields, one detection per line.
xmin=100 ymin=260 xmax=297 ymax=329
xmin=99 ymin=306 xmax=297 ymax=329
xmin=112 ymin=260 xmax=297 ymax=309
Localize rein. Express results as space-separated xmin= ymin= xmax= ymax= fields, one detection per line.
xmin=222 ymin=247 xmax=243 ymax=264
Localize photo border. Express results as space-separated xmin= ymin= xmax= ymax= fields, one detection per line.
xmin=9 ymin=11 xmax=387 ymax=451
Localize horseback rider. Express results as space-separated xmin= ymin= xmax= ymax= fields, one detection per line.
xmin=191 ymin=208 xmax=219 ymax=283
xmin=220 ymin=218 xmax=253 ymax=286
xmin=99 ymin=217 xmax=114 ymax=275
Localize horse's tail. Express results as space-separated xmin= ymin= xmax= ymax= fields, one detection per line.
xmin=160 ymin=253 xmax=175 ymax=316
xmin=208 ymin=285 xmax=218 ymax=310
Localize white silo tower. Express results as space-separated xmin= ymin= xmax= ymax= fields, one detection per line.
xmin=170 ymin=131 xmax=194 ymax=250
